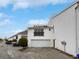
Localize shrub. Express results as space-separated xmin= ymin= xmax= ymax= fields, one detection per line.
xmin=4 ymin=39 xmax=8 ymax=42
xmin=12 ymin=39 xmax=17 ymax=42
xmin=18 ymin=37 xmax=28 ymax=48
xmin=0 ymin=38 xmax=3 ymax=42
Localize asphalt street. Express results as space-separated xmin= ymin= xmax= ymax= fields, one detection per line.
xmin=0 ymin=42 xmax=16 ymax=59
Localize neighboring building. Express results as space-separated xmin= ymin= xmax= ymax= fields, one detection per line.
xmin=8 ymin=35 xmax=17 ymax=41
xmin=27 ymin=25 xmax=54 ymax=47
xmin=48 ymin=1 xmax=79 ymax=57
xmin=8 ymin=30 xmax=27 ymax=42
xmin=16 ymin=30 xmax=27 ymax=42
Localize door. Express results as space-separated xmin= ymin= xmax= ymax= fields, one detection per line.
xmin=31 ymin=39 xmax=50 ymax=47
xmin=53 ymin=39 xmax=56 ymax=48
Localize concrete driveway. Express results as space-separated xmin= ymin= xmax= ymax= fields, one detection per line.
xmin=20 ymin=48 xmax=75 ymax=59
xmin=0 ymin=43 xmax=75 ymax=59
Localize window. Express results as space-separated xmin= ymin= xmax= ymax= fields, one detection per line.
xmin=53 ymin=25 xmax=55 ymax=33
xmin=49 ymin=28 xmax=51 ymax=31
xmin=16 ymin=35 xmax=18 ymax=39
xmin=34 ymin=29 xmax=44 ymax=36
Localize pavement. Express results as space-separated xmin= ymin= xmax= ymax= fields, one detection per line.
xmin=0 ymin=42 xmax=75 ymax=59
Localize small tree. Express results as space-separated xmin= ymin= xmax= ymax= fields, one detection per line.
xmin=12 ymin=39 xmax=17 ymax=42
xmin=0 ymin=38 xmax=3 ymax=42
xmin=4 ymin=39 xmax=8 ymax=42
xmin=18 ymin=37 xmax=28 ymax=48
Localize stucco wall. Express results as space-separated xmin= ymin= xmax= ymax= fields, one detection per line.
xmin=48 ymin=4 xmax=77 ymax=56
xmin=8 ymin=36 xmax=16 ymax=40
xmin=16 ymin=35 xmax=21 ymax=42
xmin=27 ymin=28 xmax=54 ymax=47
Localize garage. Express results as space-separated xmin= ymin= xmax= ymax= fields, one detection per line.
xmin=31 ymin=39 xmax=50 ymax=47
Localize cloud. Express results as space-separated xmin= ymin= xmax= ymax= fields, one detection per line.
xmin=0 ymin=29 xmax=23 ymax=38
xmin=28 ymin=19 xmax=48 ymax=26
xmin=0 ymin=19 xmax=11 ymax=27
xmin=0 ymin=0 xmax=11 ymax=7
xmin=12 ymin=29 xmax=23 ymax=34
xmin=51 ymin=0 xmax=68 ymax=4
xmin=8 ymin=29 xmax=24 ymax=38
xmin=0 ymin=13 xmax=10 ymax=18
xmin=12 ymin=0 xmax=74 ymax=10
xmin=0 ymin=0 xmax=74 ymax=10
xmin=0 ymin=12 xmax=13 ymax=27
xmin=13 ymin=0 xmax=29 ymax=11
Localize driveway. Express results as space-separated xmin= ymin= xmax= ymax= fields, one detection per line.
xmin=20 ymin=48 xmax=75 ymax=59
xmin=0 ymin=43 xmax=75 ymax=59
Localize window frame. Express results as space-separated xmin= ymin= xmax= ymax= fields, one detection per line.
xmin=34 ymin=28 xmax=44 ymax=36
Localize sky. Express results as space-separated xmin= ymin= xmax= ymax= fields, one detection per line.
xmin=0 ymin=0 xmax=75 ymax=38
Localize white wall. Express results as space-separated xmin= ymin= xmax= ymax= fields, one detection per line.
xmin=8 ymin=36 xmax=16 ymax=40
xmin=16 ymin=35 xmax=21 ymax=42
xmin=48 ymin=4 xmax=77 ymax=56
xmin=28 ymin=28 xmax=54 ymax=47
xmin=16 ymin=34 xmax=27 ymax=43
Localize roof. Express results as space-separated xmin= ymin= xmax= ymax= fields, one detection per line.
xmin=49 ymin=1 xmax=78 ymax=23
xmin=8 ymin=35 xmax=16 ymax=39
xmin=17 ymin=30 xmax=27 ymax=35
xmin=28 ymin=25 xmax=54 ymax=29
xmin=8 ymin=30 xmax=27 ymax=39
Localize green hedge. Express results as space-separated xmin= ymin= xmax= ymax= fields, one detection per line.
xmin=18 ymin=37 xmax=28 ymax=47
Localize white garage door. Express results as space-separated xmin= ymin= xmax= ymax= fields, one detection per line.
xmin=31 ymin=39 xmax=50 ymax=47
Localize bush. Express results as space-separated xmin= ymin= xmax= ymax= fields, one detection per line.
xmin=12 ymin=39 xmax=17 ymax=42
xmin=18 ymin=37 xmax=28 ymax=48
xmin=5 ymin=39 xmax=8 ymax=42
xmin=0 ymin=38 xmax=3 ymax=42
